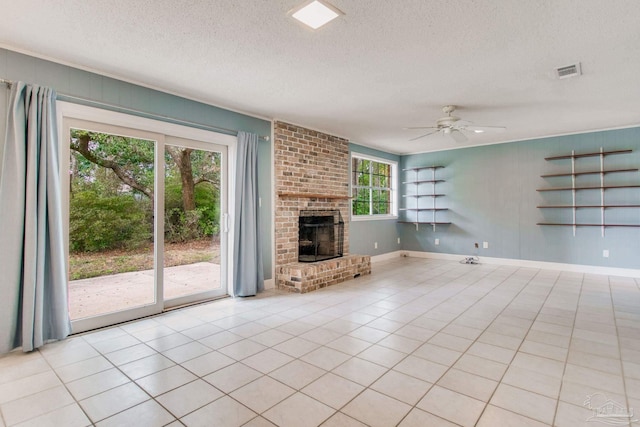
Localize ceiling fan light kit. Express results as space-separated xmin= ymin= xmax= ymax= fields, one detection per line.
xmin=407 ymin=105 xmax=506 ymax=143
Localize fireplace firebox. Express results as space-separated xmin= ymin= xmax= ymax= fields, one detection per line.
xmin=298 ymin=210 xmax=344 ymax=262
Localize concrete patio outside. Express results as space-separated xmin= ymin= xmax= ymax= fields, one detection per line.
xmin=68 ymin=262 xmax=222 ymax=320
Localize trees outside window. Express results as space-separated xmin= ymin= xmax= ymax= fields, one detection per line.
xmin=68 ymin=129 xmax=221 ymax=278
xmin=351 ymin=155 xmax=396 ymax=217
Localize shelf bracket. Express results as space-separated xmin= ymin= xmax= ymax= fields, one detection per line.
xmin=600 ymin=147 xmax=605 ymax=237
xmin=571 ymin=150 xmax=576 ymax=237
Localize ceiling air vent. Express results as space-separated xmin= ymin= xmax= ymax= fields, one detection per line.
xmin=556 ymin=63 xmax=582 ymax=79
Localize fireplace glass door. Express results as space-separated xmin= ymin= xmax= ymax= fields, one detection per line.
xmin=298 ymin=210 xmax=344 ymax=262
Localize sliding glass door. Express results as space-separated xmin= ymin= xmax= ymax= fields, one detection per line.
xmin=163 ymin=137 xmax=228 ymax=307
xmin=63 ymin=119 xmax=228 ymax=333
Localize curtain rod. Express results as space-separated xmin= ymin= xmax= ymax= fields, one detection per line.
xmin=0 ymin=77 xmax=269 ymax=141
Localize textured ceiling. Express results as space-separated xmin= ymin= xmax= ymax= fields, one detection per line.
xmin=1 ymin=0 xmax=640 ymax=154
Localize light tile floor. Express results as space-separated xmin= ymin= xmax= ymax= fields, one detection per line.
xmin=1 ymin=257 xmax=640 ymax=426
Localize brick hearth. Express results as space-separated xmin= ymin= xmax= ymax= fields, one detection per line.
xmin=277 ymin=255 xmax=371 ymax=293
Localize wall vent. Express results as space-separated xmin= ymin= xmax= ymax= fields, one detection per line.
xmin=556 ymin=63 xmax=582 ymax=79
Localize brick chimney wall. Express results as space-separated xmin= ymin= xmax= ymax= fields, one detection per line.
xmin=274 ymin=121 xmax=350 ymax=267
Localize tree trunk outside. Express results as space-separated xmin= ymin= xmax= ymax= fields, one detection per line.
xmin=176 ymin=148 xmax=196 ymax=211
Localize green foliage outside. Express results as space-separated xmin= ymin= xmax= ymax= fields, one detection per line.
xmin=69 ymin=129 xmax=221 ymax=254
xmin=69 ymin=191 xmax=151 ymax=252
xmin=163 ymin=158 xmax=220 ymax=243
xmin=352 ymin=157 xmax=392 ymax=216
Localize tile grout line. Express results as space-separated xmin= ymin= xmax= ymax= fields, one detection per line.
xmin=81 ymin=331 xmax=176 ymax=426
xmin=608 ymin=274 xmax=633 ymax=427
xmin=386 ymin=264 xmax=536 ymax=426
xmin=285 ymin=261 xmax=502 ymax=424
xmin=72 ymin=323 xmax=230 ymax=425
xmin=549 ymin=271 xmax=584 ymax=427
xmin=256 ymin=265 xmax=471 ymax=420
xmin=470 ymin=267 xmax=565 ymax=426
xmin=37 ymin=337 xmax=107 ymax=427
xmin=86 ymin=322 xmax=274 ymax=426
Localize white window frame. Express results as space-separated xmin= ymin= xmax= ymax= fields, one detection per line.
xmin=350 ymin=153 xmax=398 ymax=221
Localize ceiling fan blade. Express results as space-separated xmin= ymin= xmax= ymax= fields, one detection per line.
xmin=451 ymin=120 xmax=472 ymax=130
xmin=466 ymin=125 xmax=507 ymax=133
xmin=403 ymin=126 xmax=439 ymax=130
xmin=450 ymin=129 xmax=468 ymax=143
xmin=409 ymin=130 xmax=440 ymax=141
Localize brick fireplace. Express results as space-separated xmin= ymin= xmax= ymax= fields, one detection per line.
xmin=274 ymin=121 xmax=371 ymax=293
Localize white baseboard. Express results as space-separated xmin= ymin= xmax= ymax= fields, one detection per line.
xmin=370 ymin=251 xmax=404 ymax=263
xmin=402 ymin=251 xmax=461 ymax=262
xmin=391 ymin=250 xmax=640 ymax=278
xmin=264 ymin=278 xmax=275 ymax=290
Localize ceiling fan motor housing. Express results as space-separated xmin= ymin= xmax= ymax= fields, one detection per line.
xmin=437 ymin=105 xmax=460 ymax=129
xmin=442 ymin=105 xmax=457 ymax=114
xmin=437 ymin=116 xmax=460 ymax=129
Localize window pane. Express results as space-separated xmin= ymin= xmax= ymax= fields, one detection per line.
xmin=164 ymin=145 xmax=223 ymax=300
xmin=68 ymin=129 xmax=155 ymax=320
xmin=358 ymin=171 xmax=368 ymax=186
xmin=371 ymin=190 xmax=380 ymax=214
xmin=379 ymin=168 xmax=389 ymax=188
xmin=379 ymin=190 xmax=391 ymax=214
xmin=358 ymin=188 xmax=370 ymax=203
xmin=357 ymin=159 xmax=370 ymax=186
xmin=351 ymin=156 xmax=394 ymax=216
xmin=352 ymin=158 xmax=360 ymax=186
xmin=370 ymin=173 xmax=377 ymax=188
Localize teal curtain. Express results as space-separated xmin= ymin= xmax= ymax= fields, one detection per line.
xmin=232 ymin=131 xmax=263 ymax=296
xmin=0 ymin=82 xmax=71 ymax=353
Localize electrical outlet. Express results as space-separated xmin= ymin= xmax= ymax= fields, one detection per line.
xmin=483 ymin=242 xmax=489 ymax=249
xmin=435 ymin=238 xmax=440 ymax=246
xmin=603 ymin=249 xmax=609 ymax=258
xmin=474 ymin=242 xmax=479 ymax=249
xmin=374 ymin=242 xmax=378 ymax=249
xmin=397 ymin=237 xmax=401 ymax=244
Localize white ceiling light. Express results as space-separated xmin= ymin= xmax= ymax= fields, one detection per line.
xmin=290 ymin=0 xmax=344 ymax=30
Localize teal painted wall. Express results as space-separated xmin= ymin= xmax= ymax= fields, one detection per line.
xmin=0 ymin=48 xmax=273 ymax=279
xmin=348 ymin=143 xmax=402 ymax=256
xmin=3 ymin=48 xmax=638 ymax=273
xmin=400 ymin=127 xmax=640 ymax=269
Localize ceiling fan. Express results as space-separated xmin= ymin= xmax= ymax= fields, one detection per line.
xmin=406 ymin=105 xmax=506 ymax=143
